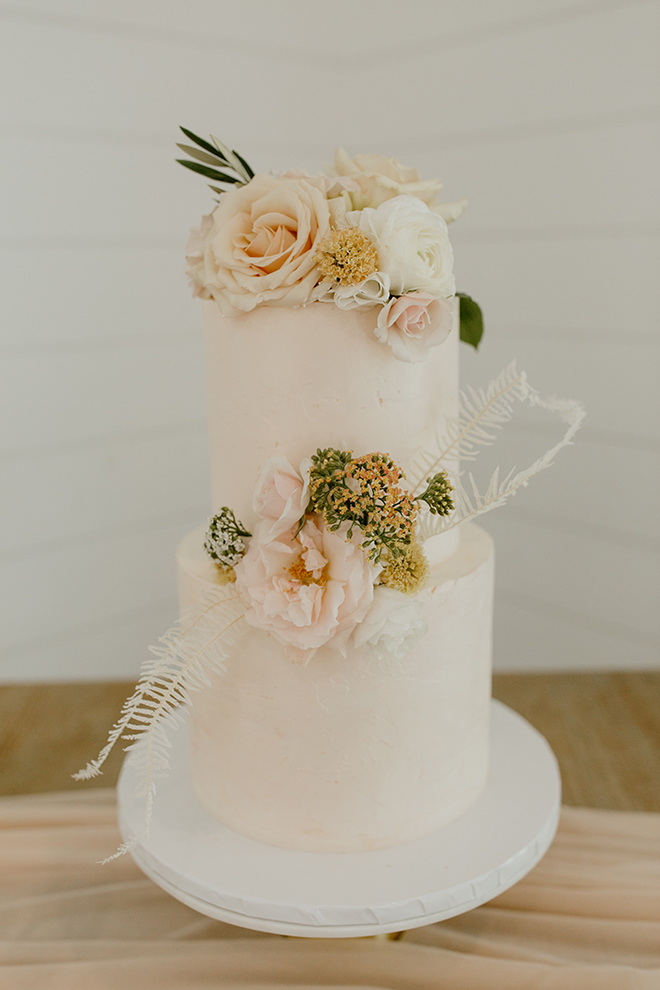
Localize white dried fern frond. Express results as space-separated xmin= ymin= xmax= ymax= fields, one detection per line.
xmin=416 ymin=369 xmax=585 ymax=541
xmin=408 ymin=361 xmax=529 ymax=495
xmin=73 ymin=586 xmax=247 ymax=860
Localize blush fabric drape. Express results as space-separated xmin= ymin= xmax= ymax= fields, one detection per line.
xmin=1 ymin=788 xmax=659 ymax=989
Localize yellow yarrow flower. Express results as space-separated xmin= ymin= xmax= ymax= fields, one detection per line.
xmin=316 ymin=228 xmax=378 ymax=285
xmin=380 ymin=542 xmax=430 ymax=595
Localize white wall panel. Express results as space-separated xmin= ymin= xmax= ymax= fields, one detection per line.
xmin=12 ymin=0 xmax=619 ymax=57
xmin=1 ymin=0 xmax=657 ymax=680
xmin=414 ymin=119 xmax=660 ymax=230
xmin=1 ymin=520 xmax=195 ymax=660
xmin=461 ymin=336 xmax=660 ymax=438
xmin=2 ymin=340 xmax=206 ymax=451
xmin=0 ymin=601 xmax=178 ymax=683
xmin=454 ymin=235 xmax=658 ymax=339
xmin=2 ymin=2 xmax=657 ymax=148
xmin=494 ymin=597 xmax=660 ymax=672
xmin=2 ymin=430 xmax=209 ymax=555
xmin=485 ymin=513 xmax=660 ymax=638
xmin=472 ymin=430 xmax=660 ymax=543
xmin=1 ymin=249 xmax=194 ymax=347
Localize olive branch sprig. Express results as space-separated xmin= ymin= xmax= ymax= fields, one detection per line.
xmin=176 ymin=127 xmax=255 ymax=195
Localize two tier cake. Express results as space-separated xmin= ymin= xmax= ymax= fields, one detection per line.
xmin=79 ymin=137 xmax=582 ymax=859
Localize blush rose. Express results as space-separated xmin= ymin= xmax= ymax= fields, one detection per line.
xmin=375 ymin=292 xmax=453 ymax=363
xmin=253 ymin=457 xmax=310 ymax=543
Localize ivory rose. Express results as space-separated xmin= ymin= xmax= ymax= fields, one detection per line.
xmin=330 ymin=148 xmax=467 ymax=222
xmin=346 ymin=196 xmax=456 ymax=299
xmin=186 ymin=174 xmax=331 ymax=315
xmin=235 ymin=516 xmax=378 ymax=655
xmin=375 ymin=293 xmax=453 ymax=363
xmin=253 ymin=457 xmax=309 ymax=543
xmin=352 ymin=586 xmax=428 ymax=659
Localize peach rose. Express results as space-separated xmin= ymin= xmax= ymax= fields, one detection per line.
xmin=375 ymin=292 xmax=453 ymax=363
xmin=253 ymin=457 xmax=309 ymax=543
xmin=330 ymin=148 xmax=467 ymax=222
xmin=235 ymin=515 xmax=378 ymax=656
xmin=186 ymin=174 xmax=331 ymax=315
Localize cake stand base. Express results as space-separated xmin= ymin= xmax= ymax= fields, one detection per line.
xmin=117 ymin=700 xmax=560 ymax=938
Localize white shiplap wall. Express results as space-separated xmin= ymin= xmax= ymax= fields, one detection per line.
xmin=1 ymin=0 xmax=659 ymax=681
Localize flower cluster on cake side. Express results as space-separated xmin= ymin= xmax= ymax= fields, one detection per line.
xmin=179 ymin=130 xmax=483 ymax=362
xmin=203 ymin=450 xmax=454 ymax=662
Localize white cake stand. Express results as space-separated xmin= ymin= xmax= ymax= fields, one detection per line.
xmin=117 ymin=700 xmax=560 ymax=938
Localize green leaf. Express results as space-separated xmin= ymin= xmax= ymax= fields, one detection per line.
xmin=176 ymin=143 xmax=233 ymax=168
xmin=458 ymin=293 xmax=484 ymax=349
xmin=232 ymin=148 xmax=255 ymax=180
xmin=210 ymin=135 xmax=251 ymax=183
xmin=179 ymin=126 xmax=229 ymax=162
xmin=176 ymin=159 xmax=241 ymax=184
xmin=208 ymin=185 xmax=227 ymax=195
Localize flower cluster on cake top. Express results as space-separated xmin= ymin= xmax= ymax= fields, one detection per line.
xmin=203 ymin=450 xmax=454 ymax=662
xmin=179 ymin=130 xmax=483 ymax=362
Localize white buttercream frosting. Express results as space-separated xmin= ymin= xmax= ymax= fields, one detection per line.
xmin=203 ymin=299 xmax=460 ymax=567
xmin=178 ymin=522 xmax=494 ymax=853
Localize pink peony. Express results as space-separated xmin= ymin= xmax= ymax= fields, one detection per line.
xmin=375 ymin=292 xmax=453 ymax=363
xmin=253 ymin=457 xmax=309 ymax=543
xmin=235 ymin=515 xmax=378 ymax=656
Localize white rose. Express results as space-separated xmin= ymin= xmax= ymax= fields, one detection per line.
xmin=352 ymin=586 xmax=428 ymax=659
xmin=333 ymin=271 xmax=391 ymax=310
xmin=346 ymin=196 xmax=455 ymax=298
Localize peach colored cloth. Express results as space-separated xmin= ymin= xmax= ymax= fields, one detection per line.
xmin=1 ymin=789 xmax=659 ymax=989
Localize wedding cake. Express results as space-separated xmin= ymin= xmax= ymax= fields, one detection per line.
xmin=177 ymin=144 xmax=493 ymax=852
xmin=78 ymin=136 xmax=583 ymax=859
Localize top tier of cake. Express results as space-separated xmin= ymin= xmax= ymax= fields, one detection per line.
xmin=203 ymin=297 xmax=460 ymax=563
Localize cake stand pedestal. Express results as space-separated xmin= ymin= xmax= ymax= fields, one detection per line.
xmin=117 ymin=700 xmax=560 ymax=938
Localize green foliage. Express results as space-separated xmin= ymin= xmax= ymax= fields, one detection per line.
xmin=176 ymin=159 xmax=244 ymax=185
xmin=307 ymin=447 xmax=354 ymax=518
xmin=176 ymin=127 xmax=255 ymax=192
xmin=308 ymin=448 xmax=417 ymax=562
xmin=416 ymin=470 xmax=455 ymax=516
xmin=458 ymin=293 xmax=484 ymax=349
xmin=204 ymin=508 xmax=251 ymax=568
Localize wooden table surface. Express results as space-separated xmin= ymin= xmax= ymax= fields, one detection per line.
xmin=1 ymin=673 xmax=659 ymax=810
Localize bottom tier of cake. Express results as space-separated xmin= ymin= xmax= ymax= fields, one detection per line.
xmin=176 ymin=522 xmax=494 ymax=853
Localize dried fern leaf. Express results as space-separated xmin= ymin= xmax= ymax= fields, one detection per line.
xmin=416 ymin=368 xmax=585 ymax=541
xmin=408 ymin=362 xmax=528 ymax=495
xmin=74 ymin=586 xmax=247 ymax=860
